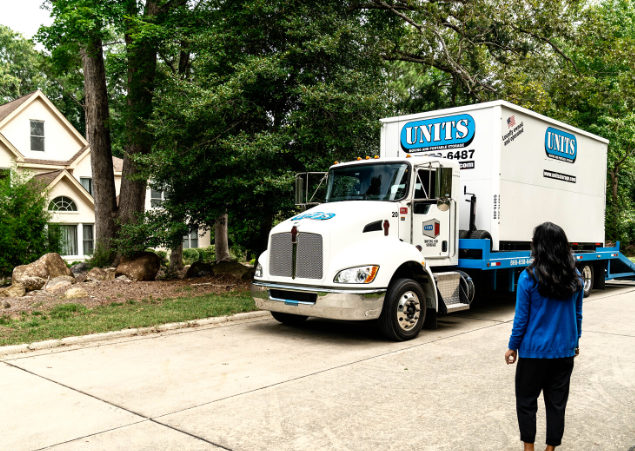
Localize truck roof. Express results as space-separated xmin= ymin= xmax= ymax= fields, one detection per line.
xmin=330 ymin=156 xmax=461 ymax=170
xmin=379 ymin=100 xmax=609 ymax=144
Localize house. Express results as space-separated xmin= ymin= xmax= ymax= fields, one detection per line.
xmin=0 ymin=90 xmax=210 ymax=260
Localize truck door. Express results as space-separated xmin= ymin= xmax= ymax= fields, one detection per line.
xmin=411 ymin=165 xmax=452 ymax=258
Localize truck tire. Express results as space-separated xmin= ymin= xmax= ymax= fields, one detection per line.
xmin=579 ymin=263 xmax=594 ymax=298
xmin=378 ymin=278 xmax=426 ymax=341
xmin=459 ymin=230 xmax=470 ymax=239
xmin=271 ymin=311 xmax=309 ymax=325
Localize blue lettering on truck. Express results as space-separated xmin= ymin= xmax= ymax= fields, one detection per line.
xmin=545 ymin=127 xmax=577 ymax=163
xmin=400 ymin=114 xmax=475 ymax=152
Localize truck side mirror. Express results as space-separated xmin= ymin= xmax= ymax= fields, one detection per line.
xmin=295 ymin=176 xmax=306 ymax=205
xmin=437 ymin=167 xmax=453 ymax=198
xmin=437 ymin=197 xmax=451 ymax=212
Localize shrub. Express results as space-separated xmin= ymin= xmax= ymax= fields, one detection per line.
xmin=155 ymin=250 xmax=169 ymax=266
xmin=0 ymin=167 xmax=63 ymax=275
xmin=199 ymin=245 xmax=215 ymax=263
xmin=182 ymin=248 xmax=200 ymax=266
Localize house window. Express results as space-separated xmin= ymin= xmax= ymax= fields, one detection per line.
xmin=49 ymin=196 xmax=77 ymax=212
xmin=59 ymin=225 xmax=78 ymax=256
xmin=183 ymin=230 xmax=198 ymax=249
xmin=30 ymin=120 xmax=45 ymax=151
xmin=151 ymin=189 xmax=164 ymax=208
xmin=83 ymin=224 xmax=94 ymax=255
xmin=80 ymin=177 xmax=93 ymax=195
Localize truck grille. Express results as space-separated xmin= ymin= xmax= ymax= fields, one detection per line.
xmin=269 ymin=232 xmax=323 ymax=279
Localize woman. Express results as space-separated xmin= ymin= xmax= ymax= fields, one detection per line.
xmin=505 ymin=222 xmax=584 ymax=451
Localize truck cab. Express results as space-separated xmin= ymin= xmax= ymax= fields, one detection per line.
xmin=252 ymin=156 xmax=470 ymax=341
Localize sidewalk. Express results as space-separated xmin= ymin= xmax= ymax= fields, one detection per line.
xmin=1 ymin=284 xmax=634 ymax=450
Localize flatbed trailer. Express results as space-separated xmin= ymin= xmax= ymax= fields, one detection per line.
xmin=457 ymin=239 xmax=635 ymax=297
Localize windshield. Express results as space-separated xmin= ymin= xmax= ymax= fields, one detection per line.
xmin=325 ymin=163 xmax=410 ymax=203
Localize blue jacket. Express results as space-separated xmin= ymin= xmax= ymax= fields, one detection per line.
xmin=508 ymin=269 xmax=583 ymax=359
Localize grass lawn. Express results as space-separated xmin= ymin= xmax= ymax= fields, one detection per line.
xmin=0 ymin=291 xmax=257 ymax=347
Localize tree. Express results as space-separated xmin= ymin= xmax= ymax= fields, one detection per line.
xmin=0 ymin=168 xmax=62 ymax=275
xmin=128 ymin=0 xmax=389 ymax=258
xmin=0 ymin=25 xmax=46 ymax=102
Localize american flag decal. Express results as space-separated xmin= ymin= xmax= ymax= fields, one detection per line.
xmin=507 ymin=115 xmax=516 ymax=128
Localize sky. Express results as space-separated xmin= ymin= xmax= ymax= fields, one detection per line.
xmin=0 ymin=0 xmax=53 ymax=42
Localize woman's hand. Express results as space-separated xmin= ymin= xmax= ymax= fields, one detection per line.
xmin=505 ymin=349 xmax=517 ymax=365
xmin=575 ymin=347 xmax=580 ymax=357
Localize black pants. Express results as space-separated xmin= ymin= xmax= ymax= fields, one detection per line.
xmin=515 ymin=357 xmax=575 ymax=446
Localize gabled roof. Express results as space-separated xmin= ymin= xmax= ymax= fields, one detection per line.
xmin=0 ymin=91 xmax=37 ymax=124
xmin=0 ymin=90 xmax=88 ymax=147
xmin=32 ymin=169 xmax=95 ymax=206
xmin=0 ymin=132 xmax=25 ymax=161
xmin=22 ymin=145 xmax=90 ymax=167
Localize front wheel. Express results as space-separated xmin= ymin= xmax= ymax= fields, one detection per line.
xmin=579 ymin=263 xmax=594 ymax=298
xmin=378 ymin=278 xmax=426 ymax=341
xmin=271 ymin=311 xmax=309 ymax=325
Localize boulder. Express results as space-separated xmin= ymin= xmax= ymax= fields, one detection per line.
xmin=0 ymin=284 xmax=26 ymax=298
xmin=70 ymin=262 xmax=90 ymax=275
xmin=212 ymin=261 xmax=251 ymax=278
xmin=13 ymin=253 xmax=74 ymax=292
xmin=241 ymin=268 xmax=256 ymax=280
xmin=106 ymin=268 xmax=116 ymax=280
xmin=3 ymin=300 xmax=10 ymax=308
xmin=65 ymin=287 xmax=88 ymax=299
xmin=116 ymin=275 xmax=131 ymax=283
xmin=86 ymin=267 xmax=110 ymax=282
xmin=185 ymin=261 xmax=214 ymax=279
xmin=115 ymin=252 xmax=160 ymax=281
xmin=46 ymin=276 xmax=76 ymax=292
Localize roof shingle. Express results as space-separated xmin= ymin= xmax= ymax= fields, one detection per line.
xmin=0 ymin=91 xmax=38 ymax=124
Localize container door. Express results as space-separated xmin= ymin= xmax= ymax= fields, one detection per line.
xmin=411 ymin=166 xmax=452 ymax=258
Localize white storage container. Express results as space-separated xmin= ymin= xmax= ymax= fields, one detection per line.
xmin=380 ymin=101 xmax=609 ymax=250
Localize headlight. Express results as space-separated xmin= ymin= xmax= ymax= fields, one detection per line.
xmin=255 ymin=262 xmax=263 ymax=278
xmin=334 ymin=265 xmax=379 ymax=284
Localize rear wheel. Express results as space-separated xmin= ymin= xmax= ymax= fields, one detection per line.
xmin=271 ymin=311 xmax=309 ymax=325
xmin=579 ymin=263 xmax=594 ymax=298
xmin=378 ymin=278 xmax=426 ymax=341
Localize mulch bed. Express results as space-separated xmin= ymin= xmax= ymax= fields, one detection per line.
xmin=0 ymin=274 xmax=251 ymax=319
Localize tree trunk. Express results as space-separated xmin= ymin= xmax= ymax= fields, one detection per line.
xmin=81 ymin=38 xmax=117 ymax=261
xmin=118 ymin=1 xmax=160 ymax=232
xmin=215 ymin=214 xmax=231 ymax=263
xmin=169 ymin=242 xmax=184 ymax=272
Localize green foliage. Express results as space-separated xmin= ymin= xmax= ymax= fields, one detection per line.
xmin=199 ymin=246 xmax=215 ymax=264
xmin=0 ymin=168 xmax=63 ymax=275
xmin=0 ymin=25 xmax=46 ymax=101
xmin=86 ymin=242 xmax=113 ymax=269
xmin=182 ymin=248 xmax=199 ymax=266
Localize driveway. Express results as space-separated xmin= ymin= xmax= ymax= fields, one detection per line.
xmin=1 ymin=283 xmax=634 ymax=451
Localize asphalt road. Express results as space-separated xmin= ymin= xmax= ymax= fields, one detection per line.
xmin=1 ymin=283 xmax=634 ymax=451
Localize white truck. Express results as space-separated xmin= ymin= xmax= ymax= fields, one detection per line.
xmin=251 ymin=100 xmax=635 ymax=341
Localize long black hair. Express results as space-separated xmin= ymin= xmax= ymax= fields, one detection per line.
xmin=526 ymin=222 xmax=583 ymax=299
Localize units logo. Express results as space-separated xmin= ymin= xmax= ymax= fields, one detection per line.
xmin=400 ymin=114 xmax=475 ymax=152
xmin=422 ymin=219 xmax=440 ymax=238
xmin=290 ymin=212 xmax=336 ymax=221
xmin=545 ymin=127 xmax=577 ymax=163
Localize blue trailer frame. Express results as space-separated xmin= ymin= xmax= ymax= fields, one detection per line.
xmin=456 ymin=239 xmax=635 ymax=292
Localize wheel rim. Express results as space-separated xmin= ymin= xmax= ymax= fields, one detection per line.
xmin=582 ymin=265 xmax=592 ymax=292
xmin=396 ymin=291 xmax=421 ymax=331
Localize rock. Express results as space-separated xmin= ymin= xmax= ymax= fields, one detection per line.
xmin=20 ymin=276 xmax=47 ymax=291
xmin=86 ymin=267 xmax=109 ymax=282
xmin=12 ymin=253 xmax=74 ymax=292
xmin=115 ymin=275 xmax=131 ymax=283
xmin=3 ymin=300 xmax=10 ymax=308
xmin=212 ymin=261 xmax=251 ymax=278
xmin=46 ymin=276 xmax=76 ymax=292
xmin=65 ymin=287 xmax=88 ymax=299
xmin=185 ymin=261 xmax=214 ymax=279
xmin=115 ymin=252 xmax=160 ymax=281
xmin=0 ymin=284 xmax=26 ymax=298
xmin=105 ymin=268 xmax=116 ymax=280
xmin=241 ymin=268 xmax=256 ymax=280
xmin=70 ymin=262 xmax=90 ymax=275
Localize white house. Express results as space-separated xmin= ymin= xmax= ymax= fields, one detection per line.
xmin=0 ymin=90 xmax=210 ymax=260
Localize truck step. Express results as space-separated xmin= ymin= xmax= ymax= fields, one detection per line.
xmin=445 ymin=303 xmax=470 ymax=313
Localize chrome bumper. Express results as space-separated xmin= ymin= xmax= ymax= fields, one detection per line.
xmin=251 ymin=281 xmax=386 ymax=321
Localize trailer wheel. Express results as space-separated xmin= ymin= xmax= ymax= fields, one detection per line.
xmin=579 ymin=263 xmax=594 ymax=298
xmin=378 ymin=278 xmax=426 ymax=341
xmin=271 ymin=311 xmax=308 ymax=325
xmin=459 ymin=230 xmax=470 ymax=239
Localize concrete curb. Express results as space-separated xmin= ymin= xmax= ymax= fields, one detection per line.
xmin=0 ymin=310 xmax=270 ymax=357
